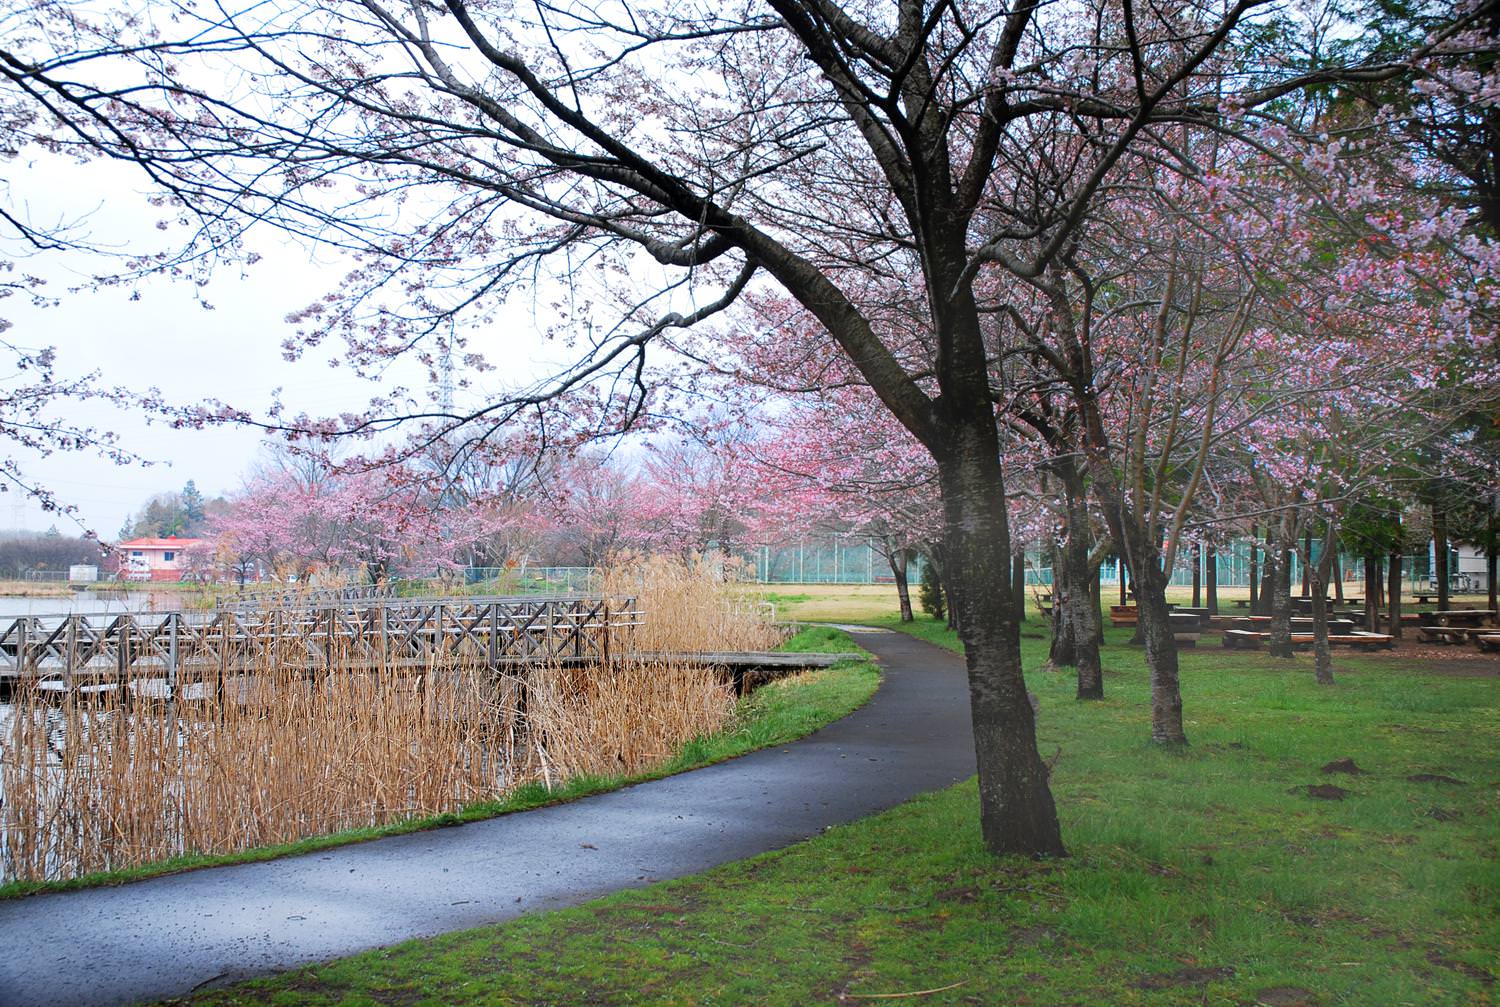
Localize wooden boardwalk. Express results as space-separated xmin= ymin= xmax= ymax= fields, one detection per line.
xmin=0 ymin=595 xmax=640 ymax=696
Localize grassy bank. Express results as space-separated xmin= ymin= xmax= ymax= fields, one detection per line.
xmin=0 ymin=626 xmax=878 ymax=900
xmin=181 ymin=615 xmax=1497 ymax=1006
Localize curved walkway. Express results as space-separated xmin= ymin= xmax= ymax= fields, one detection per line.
xmin=0 ymin=631 xmax=974 ymax=1006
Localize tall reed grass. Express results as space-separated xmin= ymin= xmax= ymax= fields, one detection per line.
xmin=0 ymin=556 xmax=773 ymax=884
xmin=603 ymin=552 xmax=783 ymax=653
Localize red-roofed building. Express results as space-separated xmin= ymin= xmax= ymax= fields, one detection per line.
xmin=117 ymin=536 xmax=208 ymax=581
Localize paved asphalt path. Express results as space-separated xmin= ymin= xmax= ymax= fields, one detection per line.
xmin=0 ymin=630 xmax=975 ymax=1006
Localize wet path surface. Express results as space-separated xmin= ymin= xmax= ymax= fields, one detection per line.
xmin=0 ymin=631 xmax=974 ymax=1006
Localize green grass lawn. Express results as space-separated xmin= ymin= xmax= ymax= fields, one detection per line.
xmin=175 ymin=614 xmax=1498 ymax=1006
xmin=1 ymin=627 xmax=878 ymax=900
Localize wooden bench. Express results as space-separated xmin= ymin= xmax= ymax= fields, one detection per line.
xmin=1109 ymin=605 xmax=1138 ymax=627
xmin=1222 ymin=629 xmax=1393 ymax=651
xmin=1418 ymin=625 xmax=1469 ymax=645
xmin=1434 ymin=609 xmax=1497 ymax=628
xmin=1475 ymin=634 xmax=1500 ymax=654
xmin=1330 ymin=632 xmax=1395 ymax=650
xmin=1222 ymin=629 xmax=1263 ymax=650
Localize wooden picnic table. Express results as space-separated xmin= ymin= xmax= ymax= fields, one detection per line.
xmin=1223 ymin=629 xmax=1393 ymax=651
xmin=1422 ymin=609 xmax=1496 ymax=628
xmin=1233 ymin=616 xmax=1356 ymax=635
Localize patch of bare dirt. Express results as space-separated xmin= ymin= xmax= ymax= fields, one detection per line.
xmin=1426 ymin=949 xmax=1495 ymax=986
xmin=1133 ymin=965 xmax=1235 ymax=990
xmin=1319 ymin=636 xmax=1500 ymax=676
xmin=935 ymin=885 xmax=979 ymax=903
xmin=1320 ymin=758 xmax=1365 ymax=775
xmin=1252 ymin=986 xmax=1319 ymax=1006
xmin=1009 ymin=925 xmax=1058 ymax=948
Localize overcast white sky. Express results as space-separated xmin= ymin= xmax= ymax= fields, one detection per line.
xmin=1 ymin=156 xmax=527 ymax=538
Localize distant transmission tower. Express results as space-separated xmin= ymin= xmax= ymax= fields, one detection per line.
xmin=438 ymin=336 xmax=455 ymax=414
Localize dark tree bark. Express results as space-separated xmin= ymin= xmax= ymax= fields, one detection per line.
xmin=1258 ymin=553 xmax=1277 ymax=618
xmin=1269 ymin=547 xmax=1295 ymax=659
xmin=1013 ymin=549 xmax=1027 ymax=624
xmin=887 ymin=543 xmax=915 ymax=622
xmin=1119 ymin=561 xmax=1128 ymax=606
xmin=1249 ymin=526 xmax=1260 ymax=614
xmin=1434 ymin=504 xmax=1450 ymax=611
xmin=1333 ymin=551 xmax=1345 ymax=605
xmin=1206 ymin=543 xmax=1219 ymax=615
xmin=1388 ymin=545 xmax=1404 ymax=638
xmin=1091 ymin=560 xmax=1106 ymax=646
xmin=1311 ymin=526 xmax=1338 ymax=685
xmin=935 ymin=425 xmax=1065 ymax=858
xmin=1047 ymin=461 xmax=1101 ymax=696
xmin=1093 ymin=484 xmax=1183 ymax=742
xmin=1301 ymin=531 xmax=1312 ymax=598
xmin=1191 ymin=542 xmax=1202 ymax=608
xmin=1364 ymin=555 xmax=1380 ymax=631
xmin=1489 ymin=508 xmax=1498 ymax=616
xmin=1134 ymin=560 xmax=1184 ymax=743
xmin=1060 ymin=462 xmax=1102 ymax=698
xmin=1048 ymin=537 xmax=1077 ymax=667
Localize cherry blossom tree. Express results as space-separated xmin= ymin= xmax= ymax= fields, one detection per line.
xmin=8 ymin=0 xmax=1482 ymax=856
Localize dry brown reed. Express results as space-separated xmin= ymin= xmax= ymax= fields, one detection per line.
xmin=604 ymin=552 xmax=783 ymax=654
xmin=0 ymin=558 xmax=763 ymax=883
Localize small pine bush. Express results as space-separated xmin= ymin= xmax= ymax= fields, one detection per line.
xmin=919 ymin=562 xmax=945 ymax=621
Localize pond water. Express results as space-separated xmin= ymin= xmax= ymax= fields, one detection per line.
xmin=0 ymin=591 xmax=186 ymax=620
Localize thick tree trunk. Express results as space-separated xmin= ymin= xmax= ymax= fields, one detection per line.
xmin=1048 ymin=537 xmax=1077 ymax=668
xmin=1061 ymin=466 xmax=1102 ymax=699
xmin=1012 ymin=549 xmax=1027 ymax=624
xmin=1191 ymin=542 xmax=1201 ymax=608
xmin=1488 ymin=543 xmax=1497 ymax=616
xmin=888 ymin=545 xmax=914 ymax=623
xmin=1364 ymin=555 xmax=1380 ymax=631
xmin=1206 ymin=543 xmax=1218 ymax=615
xmin=1119 ymin=561 xmax=1127 ymax=606
xmin=1333 ymin=551 xmax=1344 ymax=604
xmin=1388 ymin=548 xmax=1403 ymax=638
xmin=1301 ymin=531 xmax=1312 ymax=598
xmin=1311 ymin=534 xmax=1337 ymax=685
xmin=1269 ymin=548 xmax=1295 ymax=659
xmin=1434 ymin=505 xmax=1450 ymax=611
xmin=935 ymin=432 xmax=1065 ymax=858
xmin=1134 ymin=562 xmax=1185 ymax=744
xmin=1258 ymin=555 xmax=1277 ymax=618
xmin=1489 ymin=509 xmax=1498 ymax=616
xmin=1249 ymin=526 xmax=1260 ymax=614
xmin=1090 ymin=484 xmax=1183 ymax=742
xmin=1091 ymin=560 xmax=1105 ymax=646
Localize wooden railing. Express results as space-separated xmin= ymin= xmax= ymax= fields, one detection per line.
xmin=0 ymin=595 xmax=640 ymax=692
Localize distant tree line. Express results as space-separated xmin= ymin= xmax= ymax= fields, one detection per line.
xmin=0 ymin=529 xmax=106 ymax=578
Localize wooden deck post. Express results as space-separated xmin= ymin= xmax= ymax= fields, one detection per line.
xmin=488 ymin=602 xmax=499 ymax=670
xmin=168 ymin=613 xmax=179 ymax=702
xmin=65 ymin=616 xmax=77 ymax=695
